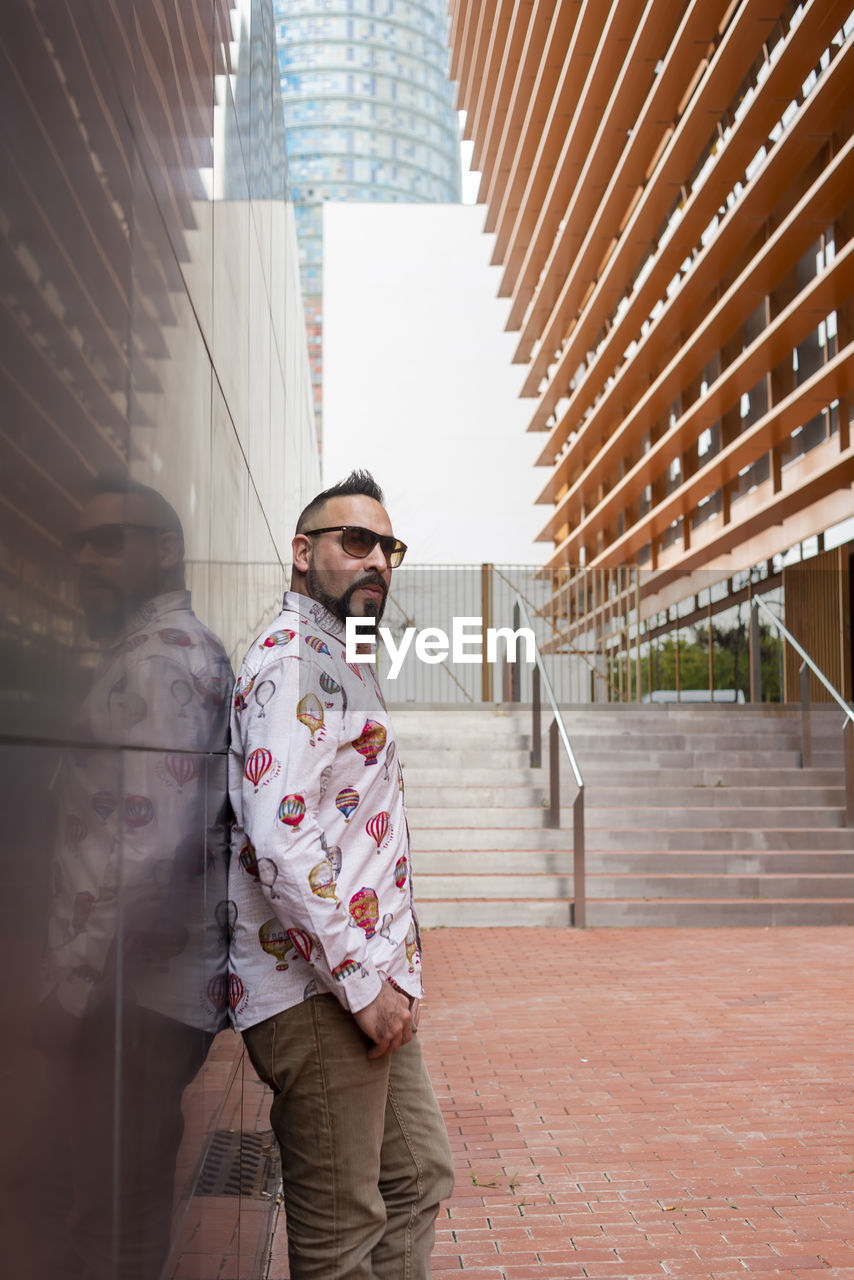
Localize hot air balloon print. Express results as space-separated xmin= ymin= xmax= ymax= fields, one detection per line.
xmin=319 ymin=672 xmax=340 ymax=697
xmin=170 ymin=679 xmax=193 ymax=717
xmin=238 ymin=838 xmax=259 ymax=879
xmin=366 ymin=811 xmax=391 ymax=853
xmin=257 ymin=858 xmax=279 ymax=898
xmin=296 ymin=693 xmax=324 ymax=744
xmin=164 ymin=754 xmax=198 ymax=791
xmin=91 ymin=791 xmax=115 ymax=826
xmin=335 ymin=786 xmax=359 ymax=822
xmin=158 ymin=627 xmax=191 ymax=646
xmin=319 ymin=764 xmax=333 ymax=799
xmin=405 ymin=921 xmax=420 ymax=972
xmin=277 ymin=794 xmax=306 ymax=828
xmin=353 ymin=719 xmax=386 ymax=766
xmin=229 ymin=973 xmax=248 ymax=1014
xmin=234 ymin=674 xmax=255 ymax=710
xmin=394 ymin=854 xmax=408 ymax=890
xmin=105 ymin=674 xmax=148 ymax=728
xmin=259 ymin=919 xmax=294 ymax=970
xmin=193 ymin=673 xmax=227 ymax=713
xmin=325 ymin=843 xmax=343 ymax=878
xmin=244 ymin=747 xmax=274 ymax=791
xmin=255 ymin=680 xmax=276 ymax=717
xmin=206 ymin=973 xmax=228 ymax=1014
xmin=215 ymin=900 xmax=238 ymax=942
xmin=65 ymin=815 xmax=87 ymax=849
xmin=348 ymin=887 xmax=379 ymax=938
xmin=309 ymin=859 xmax=338 ymax=901
xmin=124 ymin=795 xmax=154 ymax=830
xmin=383 ymin=742 xmax=396 ymax=781
xmin=304 ymin=634 xmax=330 ymax=655
xmin=124 ymin=633 xmax=148 ymax=652
xmin=261 ymin=628 xmax=296 ymax=648
xmin=288 ymin=928 xmax=314 ymax=962
xmin=332 ymin=957 xmax=361 ymax=982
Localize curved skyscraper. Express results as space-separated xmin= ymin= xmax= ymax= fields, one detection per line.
xmin=274 ymin=0 xmax=462 ymax=438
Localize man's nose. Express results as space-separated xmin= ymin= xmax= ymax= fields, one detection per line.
xmin=364 ymin=539 xmax=391 ymax=577
xmin=75 ymin=540 xmax=98 ymax=567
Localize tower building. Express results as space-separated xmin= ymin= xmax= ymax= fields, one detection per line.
xmin=274 ymin=0 xmax=462 ymax=439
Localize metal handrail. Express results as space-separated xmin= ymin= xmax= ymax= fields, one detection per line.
xmin=513 ymin=594 xmax=586 ymax=926
xmin=752 ymin=596 xmax=854 ymax=723
xmin=751 ymin=597 xmax=854 ymax=826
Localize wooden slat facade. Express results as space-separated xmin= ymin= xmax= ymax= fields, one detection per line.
xmin=450 ymin=0 xmax=854 ymax=600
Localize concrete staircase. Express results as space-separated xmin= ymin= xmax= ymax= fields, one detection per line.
xmin=395 ymin=702 xmax=854 ymax=927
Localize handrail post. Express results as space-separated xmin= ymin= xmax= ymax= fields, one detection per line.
xmin=531 ymin=665 xmax=541 ymax=767
xmin=548 ymin=718 xmax=560 ymax=829
xmin=799 ymin=662 xmax=812 ymax=768
xmin=573 ymin=790 xmax=585 ymax=928
xmin=750 ymin=601 xmax=761 ymax=703
xmin=511 ymin=601 xmax=521 ymax=703
xmin=845 ymin=720 xmax=854 ymax=829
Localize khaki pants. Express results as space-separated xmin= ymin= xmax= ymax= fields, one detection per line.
xmin=243 ymin=994 xmax=454 ymax=1280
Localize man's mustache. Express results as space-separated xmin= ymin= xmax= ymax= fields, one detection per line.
xmin=78 ymin=572 xmax=118 ymax=592
xmin=349 ymin=571 xmax=387 ymax=598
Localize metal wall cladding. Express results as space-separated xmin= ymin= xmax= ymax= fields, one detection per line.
xmin=1 ymin=1 xmax=317 ymax=1276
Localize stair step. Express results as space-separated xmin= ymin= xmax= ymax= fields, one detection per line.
xmin=407 ymin=805 xmax=846 ymax=828
xmin=584 ymin=873 xmax=854 ymax=899
xmin=404 ymin=786 xmax=845 ymax=807
xmin=418 ymin=899 xmax=574 ymax=927
xmin=412 ymin=827 xmax=852 ymax=851
xmin=395 ymin=702 xmax=852 ymax=926
xmin=403 ymin=767 xmax=843 ymax=786
xmin=415 ymin=850 xmax=854 ymax=874
xmin=584 ymin=899 xmax=854 ymax=926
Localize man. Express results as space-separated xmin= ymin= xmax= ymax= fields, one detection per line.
xmin=34 ymin=474 xmax=232 ymax=1278
xmin=228 ymin=470 xmax=454 ymax=1279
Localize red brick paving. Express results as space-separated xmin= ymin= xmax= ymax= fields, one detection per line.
xmin=265 ymin=927 xmax=854 ymax=1278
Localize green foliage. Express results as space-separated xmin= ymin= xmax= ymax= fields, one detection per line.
xmin=618 ymin=621 xmax=784 ymax=701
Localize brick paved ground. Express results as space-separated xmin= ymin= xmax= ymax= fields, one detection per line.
xmin=268 ymin=926 xmax=854 ymax=1279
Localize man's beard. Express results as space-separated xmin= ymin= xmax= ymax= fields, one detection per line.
xmin=307 ymin=563 xmax=387 ymax=624
xmin=78 ymin=579 xmax=127 ymax=641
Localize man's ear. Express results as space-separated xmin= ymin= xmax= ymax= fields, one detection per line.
xmin=158 ymin=530 xmax=182 ymax=571
xmin=292 ymin=533 xmax=312 ymax=575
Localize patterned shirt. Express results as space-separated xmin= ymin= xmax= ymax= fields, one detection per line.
xmin=227 ymin=591 xmax=421 ymax=1031
xmin=45 ymin=590 xmax=233 ymax=1029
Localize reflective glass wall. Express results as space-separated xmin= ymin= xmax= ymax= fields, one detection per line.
xmin=1 ymin=1 xmax=318 ymax=1275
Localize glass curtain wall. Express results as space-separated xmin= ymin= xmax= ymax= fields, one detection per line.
xmin=1 ymin=1 xmax=317 ymax=1276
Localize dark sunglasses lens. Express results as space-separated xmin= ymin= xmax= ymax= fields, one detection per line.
xmin=342 ymin=527 xmax=376 ymax=557
xmin=67 ymin=525 xmax=126 ymax=556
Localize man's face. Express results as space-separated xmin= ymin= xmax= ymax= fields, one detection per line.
xmin=296 ymin=495 xmax=396 ymax=624
xmin=70 ymin=493 xmax=173 ymax=639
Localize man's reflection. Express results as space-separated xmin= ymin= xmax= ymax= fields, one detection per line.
xmin=36 ymin=473 xmax=233 ymax=1279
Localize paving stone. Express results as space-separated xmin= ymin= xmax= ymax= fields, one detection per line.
xmin=258 ymin=926 xmax=853 ymax=1277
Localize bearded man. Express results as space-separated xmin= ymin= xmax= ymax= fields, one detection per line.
xmin=228 ymin=470 xmax=454 ymax=1280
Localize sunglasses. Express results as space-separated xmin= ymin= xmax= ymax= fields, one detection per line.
xmin=304 ymin=525 xmax=407 ymax=567
xmin=65 ymin=524 xmax=165 ymax=557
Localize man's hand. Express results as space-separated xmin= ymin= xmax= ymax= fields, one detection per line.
xmin=354 ymin=981 xmax=412 ymax=1059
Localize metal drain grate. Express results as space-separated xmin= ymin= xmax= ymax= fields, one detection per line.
xmin=195 ymin=1129 xmax=281 ymax=1198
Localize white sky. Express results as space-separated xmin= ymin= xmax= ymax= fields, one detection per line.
xmin=322 ymin=202 xmax=546 ymax=565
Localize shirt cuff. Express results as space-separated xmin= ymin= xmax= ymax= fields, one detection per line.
xmin=332 ymin=956 xmax=383 ymax=1013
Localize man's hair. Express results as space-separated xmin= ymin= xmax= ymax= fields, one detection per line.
xmin=296 ymin=469 xmax=385 ymax=534
xmin=87 ymin=470 xmax=185 ymax=555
